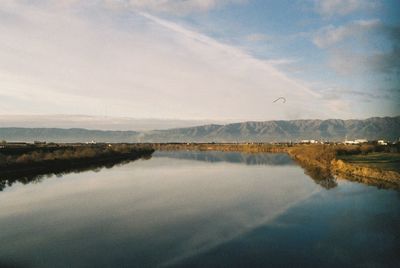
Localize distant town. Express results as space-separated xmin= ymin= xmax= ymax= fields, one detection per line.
xmin=1 ymin=137 xmax=399 ymax=148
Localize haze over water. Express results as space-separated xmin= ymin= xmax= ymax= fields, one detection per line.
xmin=0 ymin=151 xmax=399 ymax=267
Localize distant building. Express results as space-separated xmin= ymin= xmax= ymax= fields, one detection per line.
xmin=355 ymin=139 xmax=368 ymax=144
xmin=377 ymin=140 xmax=388 ymax=145
xmin=344 ymin=138 xmax=368 ymax=145
xmin=300 ymin=139 xmax=318 ymax=144
xmin=3 ymin=142 xmax=30 ymax=148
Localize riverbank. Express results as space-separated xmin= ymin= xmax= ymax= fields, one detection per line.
xmin=283 ymin=145 xmax=400 ymax=189
xmin=150 ymin=143 xmax=288 ymax=153
xmin=150 ymin=143 xmax=400 ymax=189
xmin=1 ymin=142 xmax=399 ymax=189
xmin=0 ymin=144 xmax=154 ymax=174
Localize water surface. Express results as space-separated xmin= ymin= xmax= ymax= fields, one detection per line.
xmin=0 ymin=151 xmax=399 ymax=267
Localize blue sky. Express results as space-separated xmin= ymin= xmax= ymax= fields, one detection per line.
xmin=0 ymin=0 xmax=399 ymax=123
xmin=179 ymin=0 xmax=400 ymax=116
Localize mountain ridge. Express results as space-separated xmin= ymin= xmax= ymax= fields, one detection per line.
xmin=0 ymin=116 xmax=399 ymax=143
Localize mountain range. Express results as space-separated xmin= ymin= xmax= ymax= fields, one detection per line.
xmin=0 ymin=116 xmax=399 ymax=143
xmin=0 ymin=114 xmax=223 ymax=131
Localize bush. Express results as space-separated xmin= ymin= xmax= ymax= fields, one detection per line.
xmin=0 ymin=144 xmax=154 ymax=167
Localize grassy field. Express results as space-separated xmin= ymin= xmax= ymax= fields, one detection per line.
xmin=338 ymin=153 xmax=400 ymax=172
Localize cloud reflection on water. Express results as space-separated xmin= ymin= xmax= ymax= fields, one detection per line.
xmin=0 ymin=152 xmax=319 ymax=267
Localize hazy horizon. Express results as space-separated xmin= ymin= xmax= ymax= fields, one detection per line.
xmin=0 ymin=114 xmax=230 ymax=131
xmin=0 ymin=114 xmax=398 ymax=132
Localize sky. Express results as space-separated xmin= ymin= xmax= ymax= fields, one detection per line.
xmin=0 ymin=0 xmax=399 ymax=124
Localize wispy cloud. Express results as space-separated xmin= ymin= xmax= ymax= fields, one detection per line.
xmin=313 ymin=19 xmax=380 ymax=48
xmin=320 ymin=87 xmax=396 ymax=101
xmin=0 ymin=114 xmax=224 ymax=131
xmin=1 ymin=0 xmax=397 ymax=121
xmin=52 ymin=0 xmax=247 ymax=15
xmin=245 ymin=33 xmax=271 ymax=42
xmin=264 ymin=58 xmax=299 ymax=66
xmin=0 ymin=1 xmax=341 ymax=121
xmin=310 ymin=84 xmax=399 ymax=118
xmin=327 ymin=47 xmax=400 ymax=75
xmin=312 ymin=19 xmax=400 ymax=75
xmin=313 ymin=0 xmax=379 ymax=16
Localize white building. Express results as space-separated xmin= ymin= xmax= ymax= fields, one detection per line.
xmin=377 ymin=140 xmax=387 ymax=145
xmin=300 ymin=139 xmax=318 ymax=144
xmin=355 ymin=139 xmax=368 ymax=144
xmin=344 ymin=138 xmax=368 ymax=145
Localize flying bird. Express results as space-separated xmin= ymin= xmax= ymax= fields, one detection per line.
xmin=273 ymin=97 xmax=286 ymax=103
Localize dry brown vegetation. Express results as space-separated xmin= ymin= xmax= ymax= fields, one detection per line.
xmin=331 ymin=159 xmax=400 ymax=188
xmin=1 ymin=142 xmax=398 ymax=189
xmin=151 ymin=143 xmax=288 ymax=153
xmin=0 ymin=144 xmax=154 ymax=169
xmin=152 ymin=143 xmax=400 ymax=189
xmin=286 ymin=144 xmax=400 ymax=188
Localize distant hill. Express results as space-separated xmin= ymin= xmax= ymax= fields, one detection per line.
xmin=0 ymin=116 xmax=399 ymax=143
xmin=0 ymin=128 xmax=139 ymax=143
xmin=0 ymin=115 xmax=223 ymax=131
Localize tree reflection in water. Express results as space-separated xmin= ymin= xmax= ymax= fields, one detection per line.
xmin=0 ymin=154 xmax=152 ymax=191
xmin=2 ymin=150 xmax=395 ymax=192
xmin=297 ymin=164 xmax=338 ymax=190
xmin=154 ymin=151 xmax=295 ymax=166
xmin=155 ymin=151 xmax=339 ymax=190
xmin=293 ymin=159 xmax=399 ymax=190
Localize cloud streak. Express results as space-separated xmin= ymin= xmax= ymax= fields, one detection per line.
xmin=313 ymin=19 xmax=400 ymax=76
xmin=313 ymin=0 xmax=379 ymax=16
xmin=0 ymin=1 xmax=346 ymax=121
xmin=313 ymin=19 xmax=380 ymax=48
xmin=105 ymin=0 xmax=246 ymax=15
xmin=4 ymin=0 xmax=246 ymax=15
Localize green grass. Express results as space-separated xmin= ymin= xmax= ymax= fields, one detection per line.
xmin=338 ymin=153 xmax=400 ymax=172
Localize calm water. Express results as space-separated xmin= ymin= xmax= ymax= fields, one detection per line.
xmin=0 ymin=151 xmax=399 ymax=268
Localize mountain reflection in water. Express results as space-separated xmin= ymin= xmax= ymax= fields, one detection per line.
xmin=154 ymin=151 xmax=295 ymax=165
xmin=0 ymin=151 xmax=339 ymax=191
xmin=155 ymin=151 xmax=337 ymax=190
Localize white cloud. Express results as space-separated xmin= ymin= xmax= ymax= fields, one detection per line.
xmin=313 ymin=19 xmax=380 ymax=48
xmin=314 ymin=0 xmax=378 ymax=16
xmin=317 ymin=85 xmax=400 ymax=118
xmin=264 ymin=58 xmax=298 ymax=66
xmin=313 ymin=19 xmax=400 ymax=76
xmin=116 ymin=0 xmax=246 ymax=14
xmin=9 ymin=0 xmax=246 ymax=15
xmin=0 ymin=114 xmax=225 ymax=131
xmin=245 ymin=33 xmax=270 ymax=42
xmin=320 ymin=86 xmax=395 ymax=101
xmin=327 ymin=48 xmax=400 ymax=75
xmin=0 ymin=1 xmax=353 ymax=121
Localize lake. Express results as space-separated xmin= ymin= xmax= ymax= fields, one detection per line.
xmin=0 ymin=151 xmax=399 ymax=267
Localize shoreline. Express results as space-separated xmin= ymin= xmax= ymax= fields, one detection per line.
xmin=0 ymin=144 xmax=154 ymax=190
xmin=150 ymin=143 xmax=400 ymax=189
xmin=1 ymin=143 xmax=399 ymax=190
